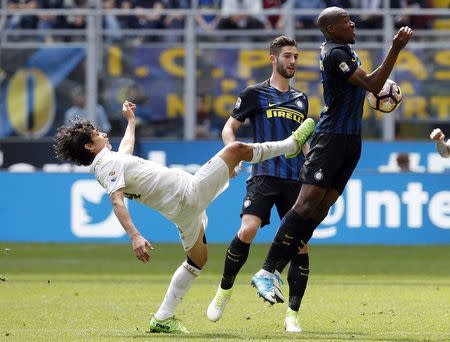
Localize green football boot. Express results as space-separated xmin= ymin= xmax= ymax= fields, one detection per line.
xmin=149 ymin=316 xmax=190 ymax=334
xmin=285 ymin=118 xmax=316 ymax=158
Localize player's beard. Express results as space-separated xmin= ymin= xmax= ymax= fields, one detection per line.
xmin=277 ymin=60 xmax=295 ymax=79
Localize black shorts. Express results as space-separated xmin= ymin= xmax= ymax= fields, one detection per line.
xmin=241 ymin=176 xmax=302 ymax=227
xmin=300 ymin=133 xmax=361 ymax=194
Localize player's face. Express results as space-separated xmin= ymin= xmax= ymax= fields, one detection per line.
xmin=275 ymin=46 xmax=298 ymax=79
xmin=88 ymin=129 xmax=111 ymax=154
xmin=333 ymin=13 xmax=356 ymax=44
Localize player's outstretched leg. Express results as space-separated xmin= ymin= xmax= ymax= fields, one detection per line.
xmin=250 ymin=270 xmax=276 ymax=304
xmin=149 ymin=316 xmax=190 ymax=334
xmin=284 ymin=307 xmax=302 ymax=333
xmin=286 ymin=118 xmax=316 ymax=158
xmin=207 ymin=286 xmax=233 ymax=322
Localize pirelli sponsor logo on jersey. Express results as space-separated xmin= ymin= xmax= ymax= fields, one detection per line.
xmin=266 ymin=106 xmax=305 ymax=123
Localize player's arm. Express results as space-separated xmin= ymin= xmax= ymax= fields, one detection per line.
xmin=118 ymin=101 xmax=137 ymax=155
xmin=430 ymin=128 xmax=450 ymax=158
xmin=222 ymin=116 xmax=242 ymax=145
xmin=348 ymin=27 xmax=412 ymax=94
xmin=110 ymin=188 xmax=153 ymax=262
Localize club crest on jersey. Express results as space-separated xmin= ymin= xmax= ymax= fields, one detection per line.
xmin=339 ymin=61 xmax=350 ymax=72
xmin=234 ymin=97 xmax=242 ymax=109
xmin=314 ymin=169 xmax=324 ymax=181
xmin=244 ymin=198 xmax=251 ymax=208
xmin=296 ymin=99 xmax=304 ymax=109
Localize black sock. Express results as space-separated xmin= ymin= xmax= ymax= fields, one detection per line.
xmin=220 ymin=236 xmax=251 ymax=290
xmin=288 ymin=253 xmax=309 ymax=311
xmin=262 ymin=209 xmax=318 ymax=272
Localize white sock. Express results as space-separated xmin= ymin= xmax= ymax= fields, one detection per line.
xmin=255 ymin=269 xmax=273 ymax=278
xmin=155 ymin=260 xmax=201 ymax=320
xmin=250 ymin=137 xmax=297 ymax=163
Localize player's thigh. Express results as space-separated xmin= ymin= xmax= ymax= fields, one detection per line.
xmin=275 ymin=179 xmax=302 ymax=219
xmin=300 ymin=133 xmax=347 ymax=190
xmin=241 ymin=176 xmax=277 ymax=227
xmin=333 ymin=135 xmax=362 ymax=194
xmin=191 ymin=155 xmax=230 ymax=212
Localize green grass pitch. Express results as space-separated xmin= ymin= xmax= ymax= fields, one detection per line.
xmin=1 ymin=243 xmax=449 ymax=341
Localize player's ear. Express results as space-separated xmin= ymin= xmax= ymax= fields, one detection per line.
xmin=84 ymin=142 xmax=93 ymax=152
xmin=269 ymin=54 xmax=276 ymax=64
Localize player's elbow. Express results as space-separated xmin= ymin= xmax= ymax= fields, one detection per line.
xmin=110 ymin=192 xmax=125 ymax=209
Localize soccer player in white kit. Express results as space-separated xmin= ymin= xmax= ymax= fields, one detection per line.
xmin=54 ymin=100 xmax=315 ymax=334
xmin=430 ymin=128 xmax=450 ymax=158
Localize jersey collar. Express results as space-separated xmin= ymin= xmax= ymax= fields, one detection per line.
xmin=89 ymin=146 xmax=110 ymax=173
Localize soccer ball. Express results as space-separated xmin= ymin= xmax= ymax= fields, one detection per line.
xmin=366 ymin=79 xmax=402 ymax=113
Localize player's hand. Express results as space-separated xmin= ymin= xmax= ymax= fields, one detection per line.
xmin=430 ymin=128 xmax=445 ymax=141
xmin=230 ymin=161 xmax=243 ymax=178
xmin=392 ymin=26 xmax=413 ymax=51
xmin=122 ymin=100 xmax=136 ymax=121
xmin=131 ymin=234 xmax=153 ymax=263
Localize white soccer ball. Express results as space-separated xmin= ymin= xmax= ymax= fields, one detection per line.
xmin=366 ymin=79 xmax=403 ymax=113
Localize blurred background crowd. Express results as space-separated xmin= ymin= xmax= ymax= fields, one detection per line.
xmin=0 ymin=0 xmax=449 ymax=145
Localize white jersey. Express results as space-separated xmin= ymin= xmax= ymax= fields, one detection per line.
xmin=90 ymin=147 xmax=191 ymax=221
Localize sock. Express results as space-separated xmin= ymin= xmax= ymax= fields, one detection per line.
xmin=262 ymin=210 xmax=319 ymax=272
xmin=288 ymin=253 xmax=309 ymax=311
xmin=155 ymin=260 xmax=201 ymax=320
xmin=249 ymin=137 xmax=297 ymax=163
xmin=220 ymin=236 xmax=251 ymax=290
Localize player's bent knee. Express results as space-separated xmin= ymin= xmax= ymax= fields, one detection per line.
xmin=226 ymin=141 xmax=251 ymax=160
xmin=237 ymin=225 xmax=258 ymax=243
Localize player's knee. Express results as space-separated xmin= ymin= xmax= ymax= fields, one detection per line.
xmin=187 ymin=254 xmax=207 ymax=270
xmin=237 ymin=224 xmax=258 ymax=243
xmin=226 ymin=141 xmax=251 ymax=160
xmin=292 ymin=202 xmax=315 ymax=218
xmin=314 ymin=204 xmax=330 ymax=222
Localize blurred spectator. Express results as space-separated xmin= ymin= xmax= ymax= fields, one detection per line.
xmin=396 ymin=152 xmax=411 ymax=172
xmin=64 ymin=87 xmax=111 ymax=133
xmin=164 ymin=0 xmax=189 ymax=28
xmin=263 ymin=0 xmax=283 ymax=29
xmin=392 ymin=0 xmax=433 ymax=29
xmin=6 ymin=0 xmax=39 ymax=30
xmin=64 ymin=0 xmax=95 ymax=41
xmin=37 ymin=0 xmax=66 ymax=43
xmin=196 ymin=0 xmax=221 ymax=32
xmin=196 ymin=94 xmax=213 ymax=138
xmin=217 ymin=0 xmax=265 ymax=30
xmin=324 ymin=0 xmax=352 ymax=8
xmin=293 ymin=0 xmax=324 ymax=29
xmin=102 ymin=0 xmax=123 ymax=42
xmin=354 ymin=0 xmax=383 ymax=29
xmin=128 ymin=0 xmax=165 ymax=43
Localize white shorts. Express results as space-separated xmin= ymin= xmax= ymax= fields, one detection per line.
xmin=174 ymin=155 xmax=230 ymax=251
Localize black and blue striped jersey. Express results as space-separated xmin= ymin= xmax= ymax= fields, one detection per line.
xmin=316 ymin=41 xmax=366 ymax=135
xmin=232 ymin=79 xmax=308 ymax=180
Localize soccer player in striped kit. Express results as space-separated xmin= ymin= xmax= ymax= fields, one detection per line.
xmin=207 ymin=36 xmax=314 ymax=332
xmin=251 ymin=7 xmax=412 ymax=332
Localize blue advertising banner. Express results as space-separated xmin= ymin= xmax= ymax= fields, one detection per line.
xmin=0 ymin=141 xmax=449 ymax=244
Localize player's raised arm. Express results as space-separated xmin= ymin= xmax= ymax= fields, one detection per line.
xmin=430 ymin=128 xmax=450 ymax=158
xmin=110 ymin=188 xmax=153 ymax=262
xmin=349 ymin=27 xmax=413 ymax=94
xmin=118 ymin=100 xmax=137 ymax=155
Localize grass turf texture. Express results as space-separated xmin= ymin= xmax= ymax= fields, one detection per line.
xmin=1 ymin=243 xmax=449 ymax=341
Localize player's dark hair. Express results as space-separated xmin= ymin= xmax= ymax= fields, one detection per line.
xmin=269 ymin=36 xmax=297 ymax=56
xmin=54 ymin=118 xmax=97 ymax=166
